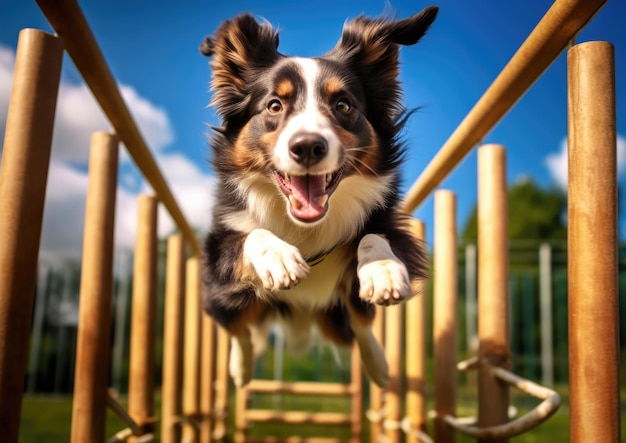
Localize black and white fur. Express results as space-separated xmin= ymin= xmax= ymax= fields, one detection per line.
xmin=200 ymin=7 xmax=437 ymax=388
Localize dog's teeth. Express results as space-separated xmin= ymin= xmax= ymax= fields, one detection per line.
xmin=318 ymin=194 xmax=328 ymax=208
xmin=326 ymin=174 xmax=332 ymax=185
xmin=289 ymin=195 xmax=302 ymax=210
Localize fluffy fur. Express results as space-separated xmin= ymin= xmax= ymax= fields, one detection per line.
xmin=200 ymin=7 xmax=438 ymax=388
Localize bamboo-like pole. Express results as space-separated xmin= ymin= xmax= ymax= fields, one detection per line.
xmin=183 ymin=257 xmax=202 ymax=442
xmin=234 ymin=385 xmax=248 ymax=443
xmin=70 ymin=132 xmax=119 ymax=443
xmin=246 ymin=380 xmax=355 ymax=395
xmin=200 ymin=314 xmax=217 ymax=443
xmin=401 ymin=0 xmax=608 ymax=213
xmin=213 ymin=326 xmax=231 ymax=440
xmin=406 ymin=219 xmax=428 ymax=443
xmin=128 ymin=195 xmax=158 ymax=437
xmin=477 ymin=144 xmax=510 ymax=443
xmin=385 ymin=304 xmax=403 ymax=443
xmin=161 ymin=235 xmax=186 ymax=443
xmin=369 ymin=305 xmax=384 ymax=443
xmin=433 ymin=190 xmax=457 ymax=443
xmin=35 ymin=0 xmax=200 ymax=255
xmin=0 ymin=29 xmax=62 ymax=443
xmin=244 ymin=410 xmax=353 ymax=425
xmin=567 ymin=41 xmax=619 ymax=443
xmin=350 ymin=343 xmax=363 ymax=443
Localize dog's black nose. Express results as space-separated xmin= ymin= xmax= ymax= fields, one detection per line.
xmin=288 ymin=133 xmax=328 ymax=166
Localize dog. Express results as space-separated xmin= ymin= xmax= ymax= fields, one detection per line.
xmin=199 ymin=6 xmax=437 ymax=388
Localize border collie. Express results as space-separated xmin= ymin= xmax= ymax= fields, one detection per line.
xmin=200 ymin=7 xmax=437 ymax=388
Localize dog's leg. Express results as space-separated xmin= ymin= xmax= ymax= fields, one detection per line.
xmin=352 ymin=323 xmax=389 ymax=388
xmin=243 ymin=228 xmax=310 ymax=292
xmin=229 ymin=329 xmax=254 ymax=388
xmin=339 ymin=280 xmax=390 ymax=388
xmin=357 ymin=233 xmax=411 ymax=305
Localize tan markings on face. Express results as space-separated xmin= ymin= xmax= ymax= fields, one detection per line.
xmin=336 ymin=120 xmax=380 ymax=176
xmin=323 ymin=77 xmax=344 ymax=98
xmin=275 ymin=78 xmax=294 ymax=97
xmin=260 ymin=131 xmax=281 ymax=156
xmin=233 ymin=124 xmax=267 ymax=171
xmin=356 ymin=124 xmax=381 ymax=174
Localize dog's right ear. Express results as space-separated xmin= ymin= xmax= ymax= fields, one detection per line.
xmin=200 ymin=14 xmax=281 ymax=124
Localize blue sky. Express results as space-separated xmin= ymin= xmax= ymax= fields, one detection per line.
xmin=0 ymin=1 xmax=624 ymax=255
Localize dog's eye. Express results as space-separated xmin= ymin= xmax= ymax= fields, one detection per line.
xmin=336 ymin=98 xmax=351 ymax=114
xmin=267 ymin=99 xmax=283 ymax=114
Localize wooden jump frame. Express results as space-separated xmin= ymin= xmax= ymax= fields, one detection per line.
xmin=0 ymin=0 xmax=618 ymax=442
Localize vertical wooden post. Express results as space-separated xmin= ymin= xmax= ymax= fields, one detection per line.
xmin=200 ymin=314 xmax=217 ymax=443
xmin=128 ymin=195 xmax=158 ymax=437
xmin=161 ymin=234 xmax=186 ymax=443
xmin=70 ymin=132 xmax=119 ymax=443
xmin=477 ymin=144 xmax=510 ymax=442
xmin=433 ymin=190 xmax=457 ymax=443
xmin=183 ymin=257 xmax=202 ymax=442
xmin=385 ymin=305 xmax=403 ymax=443
xmin=213 ymin=326 xmax=231 ymax=440
xmin=0 ymin=29 xmax=62 ymax=443
xmin=350 ymin=342 xmax=363 ymax=443
xmin=406 ymin=219 xmax=428 ymax=443
xmin=234 ymin=385 xmax=248 ymax=443
xmin=369 ymin=305 xmax=384 ymax=443
xmin=567 ymin=41 xmax=619 ymax=443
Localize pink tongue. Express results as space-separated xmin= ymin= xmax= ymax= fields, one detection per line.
xmin=289 ymin=175 xmax=327 ymax=220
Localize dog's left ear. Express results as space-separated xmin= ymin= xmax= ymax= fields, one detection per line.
xmin=200 ymin=14 xmax=281 ymax=127
xmin=327 ymin=6 xmax=438 ymax=130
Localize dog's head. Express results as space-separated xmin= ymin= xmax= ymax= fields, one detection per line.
xmin=201 ymin=8 xmax=437 ymax=225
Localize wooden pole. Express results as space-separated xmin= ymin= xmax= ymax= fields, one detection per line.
xmin=567 ymin=41 xmax=619 ymax=443
xmin=369 ymin=305 xmax=384 ymax=443
xmin=234 ymin=385 xmax=248 ymax=443
xmin=213 ymin=326 xmax=231 ymax=440
xmin=161 ymin=235 xmax=186 ymax=443
xmin=183 ymin=257 xmax=202 ymax=442
xmin=127 ymin=195 xmax=158 ymax=437
xmin=200 ymin=314 xmax=217 ymax=443
xmin=433 ymin=190 xmax=457 ymax=443
xmin=0 ymin=29 xmax=62 ymax=443
xmin=36 ymin=0 xmax=200 ymax=255
xmin=70 ymin=132 xmax=119 ymax=443
xmin=477 ymin=144 xmax=510 ymax=443
xmin=385 ymin=303 xmax=403 ymax=443
xmin=406 ymin=219 xmax=427 ymax=443
xmin=350 ymin=342 xmax=363 ymax=443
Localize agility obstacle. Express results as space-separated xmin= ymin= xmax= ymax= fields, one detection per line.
xmin=0 ymin=0 xmax=619 ymax=442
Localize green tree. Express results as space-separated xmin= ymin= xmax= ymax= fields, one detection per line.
xmin=462 ymin=178 xmax=567 ymax=242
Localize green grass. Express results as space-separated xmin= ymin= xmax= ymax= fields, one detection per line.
xmin=17 ymin=383 xmax=625 ymax=442
xmin=19 ymin=395 xmax=128 ymax=442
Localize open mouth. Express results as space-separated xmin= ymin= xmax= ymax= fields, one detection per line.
xmin=273 ymin=167 xmax=344 ymax=223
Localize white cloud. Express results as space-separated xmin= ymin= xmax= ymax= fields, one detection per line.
xmin=545 ymin=134 xmax=626 ymax=190
xmin=51 ymin=82 xmax=111 ymax=163
xmin=121 ymin=85 xmax=174 ymax=153
xmin=0 ymin=44 xmax=214 ymax=259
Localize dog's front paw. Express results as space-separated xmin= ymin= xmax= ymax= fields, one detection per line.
xmin=244 ymin=229 xmax=310 ymax=291
xmin=358 ymin=258 xmax=411 ymax=305
xmin=357 ymin=234 xmax=411 ymax=305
